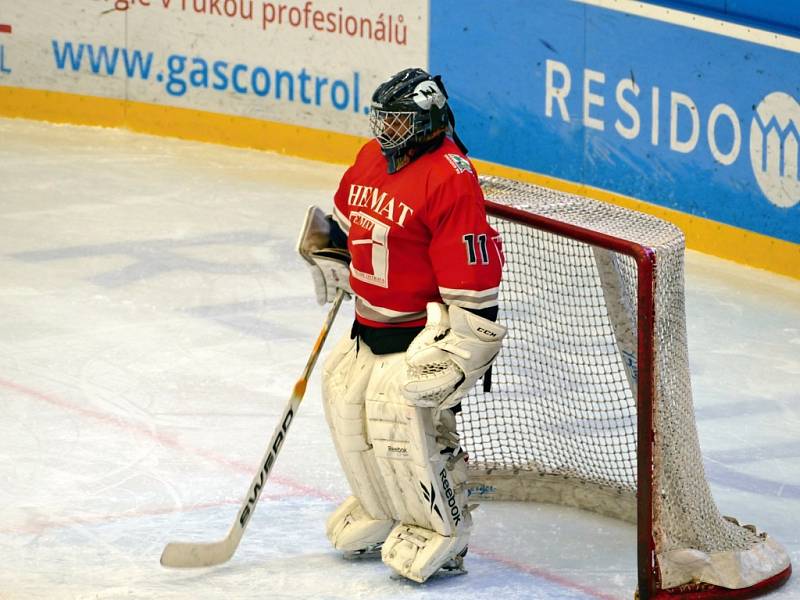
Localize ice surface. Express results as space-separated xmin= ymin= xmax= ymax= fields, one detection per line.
xmin=0 ymin=118 xmax=798 ymax=599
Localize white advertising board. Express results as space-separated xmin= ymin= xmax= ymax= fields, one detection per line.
xmin=0 ymin=0 xmax=428 ymax=136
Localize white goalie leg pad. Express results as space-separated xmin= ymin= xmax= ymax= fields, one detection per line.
xmin=364 ymin=356 xmax=472 ymax=582
xmin=404 ymin=302 xmax=506 ymax=409
xmin=322 ymin=335 xmax=396 ymax=552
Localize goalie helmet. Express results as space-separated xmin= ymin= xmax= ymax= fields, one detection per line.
xmin=369 ymin=68 xmax=467 ymax=173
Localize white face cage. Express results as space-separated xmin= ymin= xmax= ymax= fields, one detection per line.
xmin=369 ymin=109 xmax=416 ymax=151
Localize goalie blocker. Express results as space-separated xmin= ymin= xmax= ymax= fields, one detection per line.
xmin=297 ymin=205 xmax=352 ymax=305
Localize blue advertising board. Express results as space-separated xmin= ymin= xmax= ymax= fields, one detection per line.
xmin=431 ymin=0 xmax=800 ymax=245
xmin=646 ymin=1 xmax=800 ymax=33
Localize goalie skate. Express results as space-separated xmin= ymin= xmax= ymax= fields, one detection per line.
xmin=342 ymin=543 xmax=383 ymax=560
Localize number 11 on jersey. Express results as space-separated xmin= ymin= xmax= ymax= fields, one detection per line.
xmin=463 ymin=233 xmax=490 ymax=265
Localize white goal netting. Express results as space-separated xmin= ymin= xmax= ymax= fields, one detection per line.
xmin=462 ymin=176 xmax=790 ymax=593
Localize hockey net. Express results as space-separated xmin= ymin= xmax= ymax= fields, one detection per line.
xmin=462 ymin=176 xmax=791 ymax=599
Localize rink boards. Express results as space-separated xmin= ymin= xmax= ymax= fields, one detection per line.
xmin=0 ymin=0 xmax=798 ymax=278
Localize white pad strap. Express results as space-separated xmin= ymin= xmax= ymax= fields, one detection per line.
xmin=297 ymin=205 xmax=352 ymax=305
xmin=322 ymin=335 xmax=396 ymax=551
xmin=403 ymin=302 xmax=506 ymax=408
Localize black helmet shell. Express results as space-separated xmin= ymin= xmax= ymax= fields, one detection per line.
xmin=369 ymin=68 xmax=450 ymax=163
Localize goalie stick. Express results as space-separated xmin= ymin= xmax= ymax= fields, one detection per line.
xmin=160 ymin=289 xmax=346 ymax=568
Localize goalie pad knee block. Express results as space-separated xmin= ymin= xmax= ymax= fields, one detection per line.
xmin=403 ymin=303 xmax=506 ymax=409
xmin=326 ymin=495 xmax=395 ymax=553
xmin=322 ymin=335 xmax=397 ymax=544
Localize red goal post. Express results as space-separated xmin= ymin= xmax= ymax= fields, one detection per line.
xmin=462 ymin=176 xmax=791 ymax=599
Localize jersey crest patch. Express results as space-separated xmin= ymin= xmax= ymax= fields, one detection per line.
xmin=445 ymin=154 xmax=473 ymax=174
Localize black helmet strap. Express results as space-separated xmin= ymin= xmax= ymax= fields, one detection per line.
xmin=433 ymin=75 xmax=468 ymax=155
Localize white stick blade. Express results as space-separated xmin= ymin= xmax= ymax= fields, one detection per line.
xmin=160 ymin=539 xmax=236 ymax=568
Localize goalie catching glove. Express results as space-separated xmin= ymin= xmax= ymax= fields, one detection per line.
xmin=297 ymin=205 xmax=352 ymax=305
xmin=403 ymin=303 xmax=506 ymax=409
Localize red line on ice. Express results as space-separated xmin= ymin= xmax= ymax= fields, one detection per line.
xmin=0 ymin=377 xmax=338 ymax=503
xmin=1 ymin=376 xmax=615 ymax=597
xmin=470 ymin=547 xmax=621 ymax=600
xmin=0 ymin=494 xmax=299 ymax=536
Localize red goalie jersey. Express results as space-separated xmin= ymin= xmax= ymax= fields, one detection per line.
xmin=332 ymin=137 xmax=503 ymax=329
